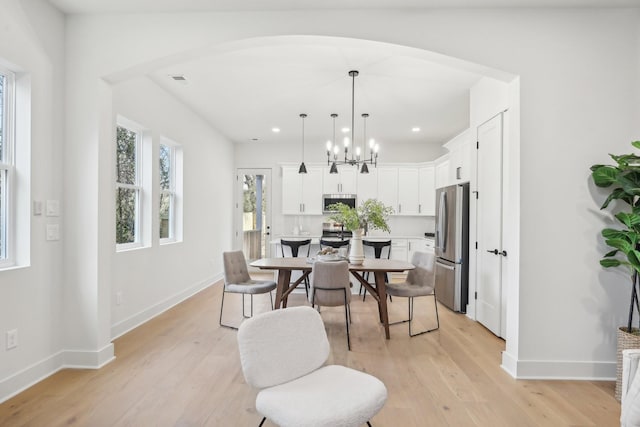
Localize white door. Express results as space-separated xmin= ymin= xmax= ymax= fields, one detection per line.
xmin=236 ymin=169 xmax=272 ymax=263
xmin=476 ymin=114 xmax=503 ymax=337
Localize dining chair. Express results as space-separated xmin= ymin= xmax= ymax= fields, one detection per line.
xmin=309 ymin=260 xmax=353 ymax=350
xmin=220 ymin=250 xmax=276 ymax=330
xmin=385 ymin=251 xmax=440 ymax=337
xmin=319 ymin=238 xmax=350 ymax=251
xmin=280 ymin=239 xmax=312 ymax=296
xmin=237 ymin=306 xmax=387 ymax=427
xmin=360 ymin=239 xmax=392 ymax=301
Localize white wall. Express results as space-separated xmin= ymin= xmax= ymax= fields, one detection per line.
xmin=110 ymin=77 xmax=233 ymax=337
xmin=0 ymin=0 xmax=66 ymax=401
xmin=2 ymin=4 xmax=640 ymax=403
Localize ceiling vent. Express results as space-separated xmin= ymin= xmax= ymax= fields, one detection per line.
xmin=170 ymin=75 xmax=187 ymax=83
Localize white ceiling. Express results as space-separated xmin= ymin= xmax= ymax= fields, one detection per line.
xmin=46 ymin=0 xmax=640 ymax=151
xmin=148 ymin=37 xmax=484 ymax=149
xmin=48 ymin=0 xmax=640 ymax=14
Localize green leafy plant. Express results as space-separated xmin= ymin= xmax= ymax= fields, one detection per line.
xmin=327 ymin=199 xmax=394 ymax=233
xmin=591 ymin=140 xmax=640 ymax=332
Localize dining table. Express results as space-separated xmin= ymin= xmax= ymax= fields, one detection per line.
xmin=250 ymin=257 xmax=415 ymax=339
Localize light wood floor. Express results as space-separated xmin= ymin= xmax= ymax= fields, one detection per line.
xmin=0 ymin=277 xmax=620 ymax=426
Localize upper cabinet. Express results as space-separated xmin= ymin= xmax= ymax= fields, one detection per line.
xmin=356 ymin=167 xmax=378 ymax=204
xmin=418 ymin=165 xmax=435 ymax=216
xmin=435 ymin=156 xmax=450 ymax=189
xmin=377 ymin=167 xmax=399 ymax=213
xmin=397 ymin=168 xmax=420 ymax=215
xmin=323 ymin=167 xmax=357 ymax=194
xmin=436 ymin=129 xmax=472 ymax=188
xmin=282 ymin=166 xmax=323 ymax=215
xmin=281 ymin=163 xmax=436 ymax=216
xmin=444 ymin=129 xmax=472 ymax=185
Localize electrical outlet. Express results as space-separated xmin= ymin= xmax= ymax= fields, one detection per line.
xmin=6 ymin=329 xmax=17 ymax=350
xmin=116 ymin=291 xmax=123 ymax=306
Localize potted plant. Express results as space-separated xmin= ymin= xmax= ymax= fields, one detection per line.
xmin=591 ymin=140 xmax=640 ymax=400
xmin=327 ymin=199 xmax=394 ymax=264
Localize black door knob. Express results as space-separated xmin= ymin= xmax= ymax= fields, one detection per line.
xmin=501 ymin=250 xmax=507 ymax=257
xmin=487 ymin=249 xmax=498 ymax=255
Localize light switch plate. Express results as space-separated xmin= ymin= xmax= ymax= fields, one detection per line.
xmin=46 ymin=224 xmax=60 ymax=241
xmin=46 ymin=200 xmax=60 ymax=217
xmin=33 ymin=201 xmax=43 ymax=216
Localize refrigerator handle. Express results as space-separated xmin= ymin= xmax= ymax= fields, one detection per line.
xmin=437 ymin=190 xmax=448 ymax=253
xmin=436 ymin=260 xmax=455 ymax=271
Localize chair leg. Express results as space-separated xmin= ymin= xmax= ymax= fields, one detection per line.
xmin=344 ymin=289 xmax=351 ymax=351
xmin=258 ymin=416 xmax=266 ymax=427
xmin=388 ymin=295 xmax=440 ymax=337
xmin=367 ymin=422 xmax=372 ymax=427
xmin=269 ymin=291 xmax=274 ymax=310
xmin=408 ymin=295 xmax=440 ymax=337
xmin=219 ymin=289 xmax=238 ymax=330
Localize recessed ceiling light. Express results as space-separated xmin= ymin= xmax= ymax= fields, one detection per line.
xmin=272 ymin=127 xmax=280 ymax=133
xmin=170 ymin=75 xmax=187 ymax=83
xmin=341 ymin=127 xmax=350 ymax=133
xmin=412 ymin=127 xmax=421 ymax=132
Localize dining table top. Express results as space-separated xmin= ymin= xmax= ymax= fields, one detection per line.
xmin=250 ymin=257 xmax=415 ymax=272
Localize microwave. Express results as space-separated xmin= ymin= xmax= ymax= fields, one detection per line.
xmin=323 ymin=194 xmax=357 ymax=214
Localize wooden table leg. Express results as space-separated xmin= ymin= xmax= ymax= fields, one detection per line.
xmin=274 ymin=270 xmax=291 ymax=309
xmin=375 ymin=271 xmax=391 ymax=339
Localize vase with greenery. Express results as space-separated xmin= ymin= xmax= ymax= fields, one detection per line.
xmin=327 ymin=199 xmax=394 ymax=264
xmin=590 ymin=140 xmax=640 ymax=400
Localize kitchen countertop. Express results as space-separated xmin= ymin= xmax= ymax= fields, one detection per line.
xmin=271 ymin=235 xmax=434 ymax=245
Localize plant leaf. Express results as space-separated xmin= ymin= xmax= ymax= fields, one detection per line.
xmin=604 ymin=249 xmax=618 ymax=257
xmin=591 ymin=165 xmax=618 ymax=187
xmin=632 ymin=141 xmax=640 ymax=150
xmin=601 ymin=258 xmax=624 ymax=268
xmin=605 ymin=238 xmax=633 ymax=253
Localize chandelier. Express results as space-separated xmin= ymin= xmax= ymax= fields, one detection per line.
xmin=326 ymin=70 xmax=379 ymax=174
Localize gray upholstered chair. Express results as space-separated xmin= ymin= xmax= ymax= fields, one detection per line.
xmin=309 ymin=260 xmax=352 ymax=350
xmin=385 ymin=251 xmax=440 ymax=337
xmin=220 ymin=250 xmax=276 ymax=330
xmin=622 ymin=349 xmax=640 ymax=426
xmin=237 ymin=306 xmax=387 ymax=427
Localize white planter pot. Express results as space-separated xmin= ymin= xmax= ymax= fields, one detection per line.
xmin=349 ymin=228 xmax=365 ymax=265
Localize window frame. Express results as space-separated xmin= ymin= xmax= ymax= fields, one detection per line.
xmin=0 ymin=66 xmax=15 ymax=268
xmin=115 ymin=120 xmax=144 ymax=251
xmin=159 ymin=141 xmax=176 ymax=244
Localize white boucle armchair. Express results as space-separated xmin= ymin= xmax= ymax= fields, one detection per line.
xmin=237 ymin=306 xmax=387 ymax=427
xmin=621 ymin=349 xmax=640 ymax=426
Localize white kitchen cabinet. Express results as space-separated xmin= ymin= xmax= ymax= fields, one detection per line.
xmin=377 ymin=167 xmax=399 ymax=213
xmin=408 ymin=238 xmax=435 ymax=262
xmin=445 ymin=129 xmax=472 ymax=184
xmin=435 ymin=156 xmax=450 ymax=189
xmin=282 ymin=166 xmax=323 ymax=215
xmin=323 ymin=166 xmax=357 ymax=194
xmin=389 ymin=238 xmax=408 ymax=280
xmin=357 ymin=167 xmax=378 ymax=204
xmin=418 ymin=166 xmax=435 ymax=216
xmin=397 ymin=168 xmax=420 ymax=215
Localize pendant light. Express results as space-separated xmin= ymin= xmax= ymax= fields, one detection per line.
xmin=298 ymin=113 xmax=307 ymax=174
xmin=325 ymin=70 xmax=379 ymax=173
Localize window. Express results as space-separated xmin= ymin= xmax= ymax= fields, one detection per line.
xmin=159 ymin=138 xmax=182 ymax=244
xmin=0 ymin=67 xmax=14 ymax=266
xmin=159 ymin=143 xmax=174 ymax=241
xmin=115 ymin=123 xmax=142 ymax=249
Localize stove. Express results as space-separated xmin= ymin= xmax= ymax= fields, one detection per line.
xmin=322 ymin=222 xmax=352 ymax=239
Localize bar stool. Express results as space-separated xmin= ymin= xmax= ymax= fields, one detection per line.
xmin=280 ymin=239 xmax=312 ymax=296
xmin=319 ymin=238 xmax=350 ymax=251
xmin=360 ymin=240 xmax=391 ymax=301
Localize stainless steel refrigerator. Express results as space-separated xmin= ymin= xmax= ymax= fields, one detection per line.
xmin=434 ymin=183 xmax=469 ymax=313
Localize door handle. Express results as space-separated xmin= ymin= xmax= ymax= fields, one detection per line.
xmin=487 ymin=249 xmax=498 ymax=255
xmin=501 ymin=250 xmax=507 ymax=257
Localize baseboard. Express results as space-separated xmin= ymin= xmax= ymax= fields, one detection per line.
xmin=501 ymin=350 xmax=518 ymax=378
xmin=0 ymin=344 xmax=115 ymax=404
xmin=502 ymin=354 xmax=616 ymax=380
xmin=111 ymin=273 xmax=222 ymax=340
